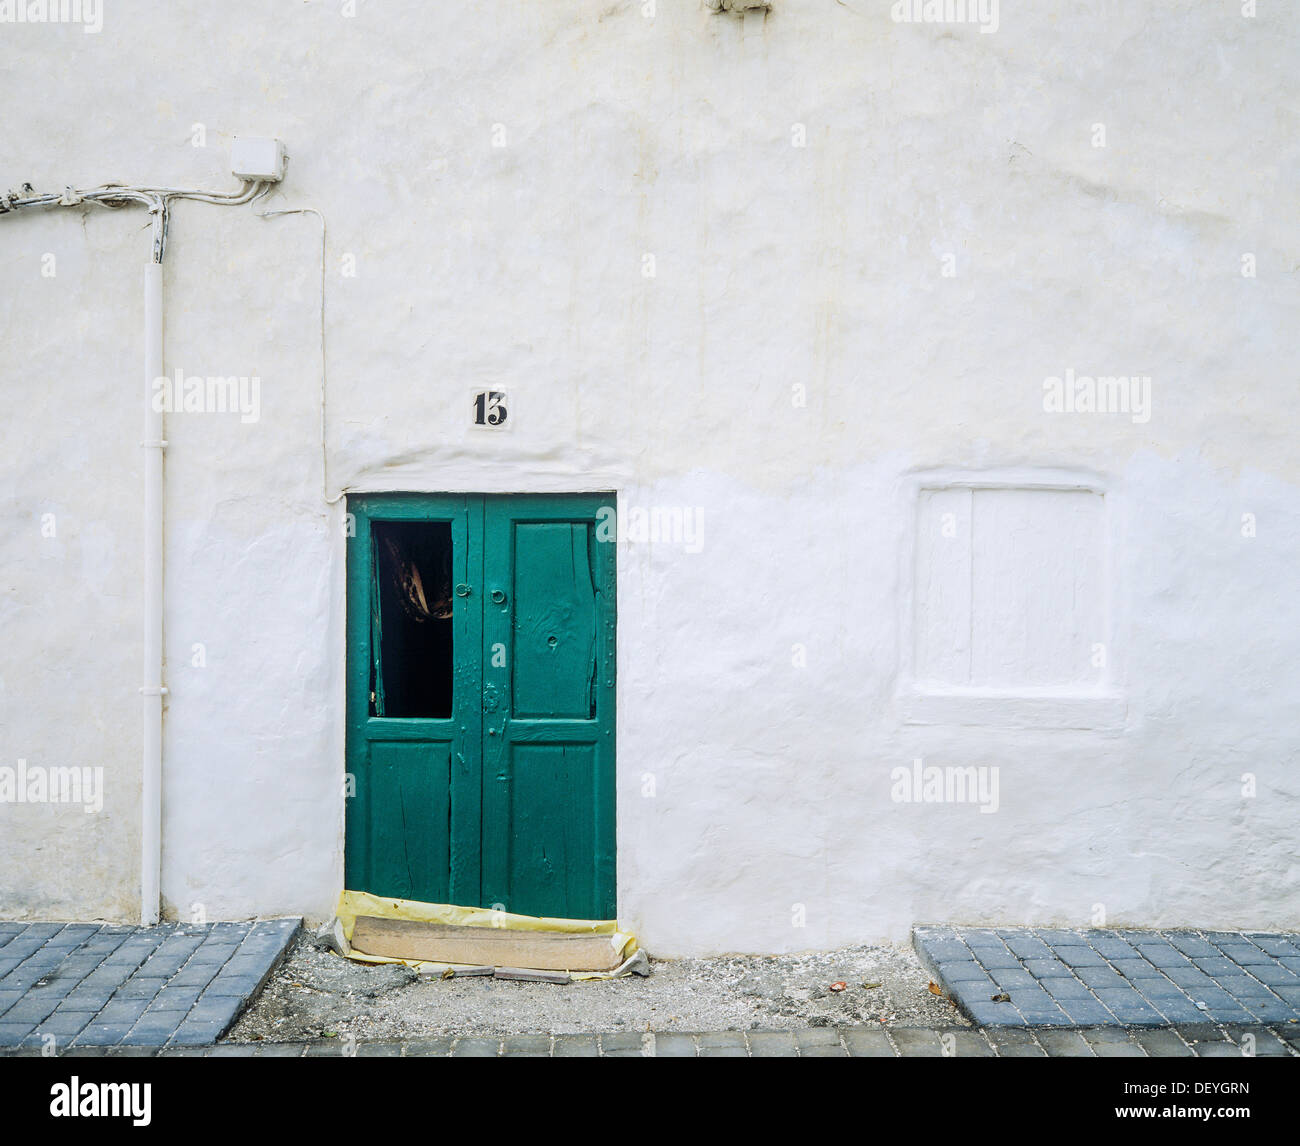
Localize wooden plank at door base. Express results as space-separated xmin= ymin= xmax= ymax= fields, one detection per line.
xmin=351 ymin=915 xmax=624 ymax=972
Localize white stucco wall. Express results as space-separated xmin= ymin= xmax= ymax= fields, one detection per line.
xmin=1 ymin=1 xmax=1297 ymax=953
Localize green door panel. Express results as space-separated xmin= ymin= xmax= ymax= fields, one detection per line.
xmin=345 ymin=492 xmax=615 ymax=920
xmin=510 ymin=521 xmax=599 ymax=718
xmin=348 ymin=741 xmax=452 ymax=902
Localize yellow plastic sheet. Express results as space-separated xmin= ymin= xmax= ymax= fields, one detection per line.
xmin=334 ymin=890 xmax=641 ymax=981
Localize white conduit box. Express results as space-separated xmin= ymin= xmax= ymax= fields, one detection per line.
xmin=231 ymin=136 xmax=286 ymax=182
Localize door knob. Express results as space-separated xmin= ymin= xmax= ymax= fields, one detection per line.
xmin=490 ymin=589 xmax=507 ymax=604
xmin=455 ymin=583 xmax=471 ymax=597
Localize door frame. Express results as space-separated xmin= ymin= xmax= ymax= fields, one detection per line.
xmin=343 ymin=491 xmax=618 ymax=918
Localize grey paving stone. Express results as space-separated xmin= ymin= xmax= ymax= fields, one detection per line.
xmin=1035 ymin=929 xmax=1085 ymax=945
xmin=937 ymin=960 xmax=995 ymax=982
xmin=1088 ymin=936 xmax=1138 ymax=960
xmin=1245 ymin=935 xmax=1300 ymax=957
xmin=971 ymin=948 xmax=1023 ymax=970
xmin=920 ymin=939 xmax=974 ymax=963
xmin=1058 ymin=998 xmax=1117 ymax=1026
xmin=2 ymin=998 xmax=61 ymax=1025
xmin=111 ymin=976 xmax=170 ymax=1000
xmin=1075 ymin=966 xmax=1128 ymax=991
xmin=31 ymin=1011 xmax=93 ymax=1039
xmin=965 ymin=1001 xmax=1026 ymax=1026
xmin=202 ymin=973 xmax=263 ymax=998
xmin=1222 ymin=1027 xmax=1292 ymax=1057
xmin=644 ymin=1033 xmax=697 ymax=1057
xmin=122 ymin=1011 xmax=187 ymax=1045
xmin=59 ymin=988 xmax=115 ymax=1012
xmin=1214 ymin=942 xmax=1272 ymax=965
xmin=1233 ymin=996 xmax=1296 ymax=1023
xmin=1193 ymin=957 xmax=1237 ymax=977
xmin=1110 ymin=958 xmax=1165 ymax=980
xmin=1040 ymin=966 xmax=1092 ymax=997
xmin=1148 ymin=999 xmax=1213 ymax=1025
xmin=1023 ymin=958 xmax=1074 ymax=979
xmin=1275 ymin=1026 xmax=1300 ymax=1051
xmin=1135 ymin=1029 xmax=1193 ymax=1057
xmin=938 ymin=1030 xmax=994 ymax=1057
xmin=1132 ymin=976 xmax=1187 ymax=1001
xmin=1055 ymin=946 xmax=1107 ymax=968
xmin=96 ymin=999 xmax=149 ymax=1025
xmin=19 ymin=924 xmax=66 ymax=942
xmin=1092 ymin=989 xmax=1166 ymax=1026
xmin=843 ymin=1028 xmax=896 ymax=1057
xmin=188 ymin=995 xmax=242 ymax=1027
xmin=1164 ymin=933 xmax=1220 ymax=959
xmin=187 ymin=944 xmax=240 ymax=967
xmin=71 ymin=1022 xmax=133 ymax=1047
xmin=168 ymin=964 xmax=222 ymax=988
xmin=597 ymin=1031 xmax=644 ymax=1055
xmin=795 ymin=1029 xmax=846 ymax=1056
xmin=986 ymin=1028 xmax=1045 ymax=1057
xmin=1003 ymin=935 xmax=1054 ymax=960
xmin=149 ymin=985 xmax=204 ymax=1011
xmin=747 ymin=1030 xmax=797 ymax=1057
xmin=356 ymin=1034 xmax=405 ymax=1055
xmin=1215 ymin=974 xmax=1275 ymax=1000
xmin=1036 ymin=1030 xmax=1094 ymax=1057
xmin=1134 ymin=943 xmax=1187 ymax=967
xmin=989 ymin=968 xmax=1036 ymax=990
xmin=1192 ymin=1041 xmax=1245 ymax=1057
xmin=1245 ymin=963 xmax=1299 ymax=987
xmin=1081 ymin=1029 xmax=1146 ymax=1057
xmin=168 ymin=1020 xmax=227 ymax=1047
xmin=799 ymin=1042 xmax=848 ymax=1057
xmin=1016 ymin=1007 xmax=1074 ymax=1028
xmin=947 ymin=977 xmax=998 ymax=1009
xmin=890 ymin=1028 xmax=943 ymax=1056
xmin=402 ymin=1037 xmax=454 ymax=1057
xmin=1163 ymin=966 xmax=1214 ymax=989
xmin=302 ymin=1040 xmax=352 ymax=1057
xmin=699 ymin=1041 xmax=748 ymax=1056
xmin=551 ymin=1035 xmax=600 ymax=1057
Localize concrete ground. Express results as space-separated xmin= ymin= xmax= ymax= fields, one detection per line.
xmin=229 ymin=929 xmax=967 ymax=1041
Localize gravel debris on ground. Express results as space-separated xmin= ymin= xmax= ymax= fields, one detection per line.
xmin=229 ymin=931 xmax=968 ymax=1042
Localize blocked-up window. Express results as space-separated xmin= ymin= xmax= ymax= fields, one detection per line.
xmin=913 ymin=486 xmax=1106 ymax=690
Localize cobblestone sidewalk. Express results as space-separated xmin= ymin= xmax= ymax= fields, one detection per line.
xmin=3 ymin=1022 xmax=1298 ymax=1057
xmin=0 ymin=919 xmax=300 ymax=1050
xmin=915 ymin=926 xmax=1300 ymax=1028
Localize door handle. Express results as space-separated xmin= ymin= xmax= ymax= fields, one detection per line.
xmin=455 ymin=583 xmax=471 ymax=597
xmin=490 ymin=589 xmax=507 ymax=605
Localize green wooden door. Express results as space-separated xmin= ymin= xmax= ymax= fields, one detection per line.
xmin=345 ymin=493 xmax=616 ymax=919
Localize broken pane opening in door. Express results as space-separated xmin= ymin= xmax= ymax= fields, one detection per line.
xmin=371 ymin=521 xmax=454 ymax=718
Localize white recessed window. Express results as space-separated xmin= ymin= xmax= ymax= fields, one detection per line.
xmin=901 ymin=476 xmax=1124 ymax=729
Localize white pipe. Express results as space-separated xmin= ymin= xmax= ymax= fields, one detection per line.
xmin=141 ymin=260 xmax=165 ymax=925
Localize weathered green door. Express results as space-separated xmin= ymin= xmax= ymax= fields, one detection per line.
xmin=345 ymin=493 xmax=616 ymax=919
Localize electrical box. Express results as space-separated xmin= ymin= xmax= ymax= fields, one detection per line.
xmin=230 ymin=137 xmax=286 ymax=182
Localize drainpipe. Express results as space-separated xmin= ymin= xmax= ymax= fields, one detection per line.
xmin=141 ymin=249 xmax=165 ymax=926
